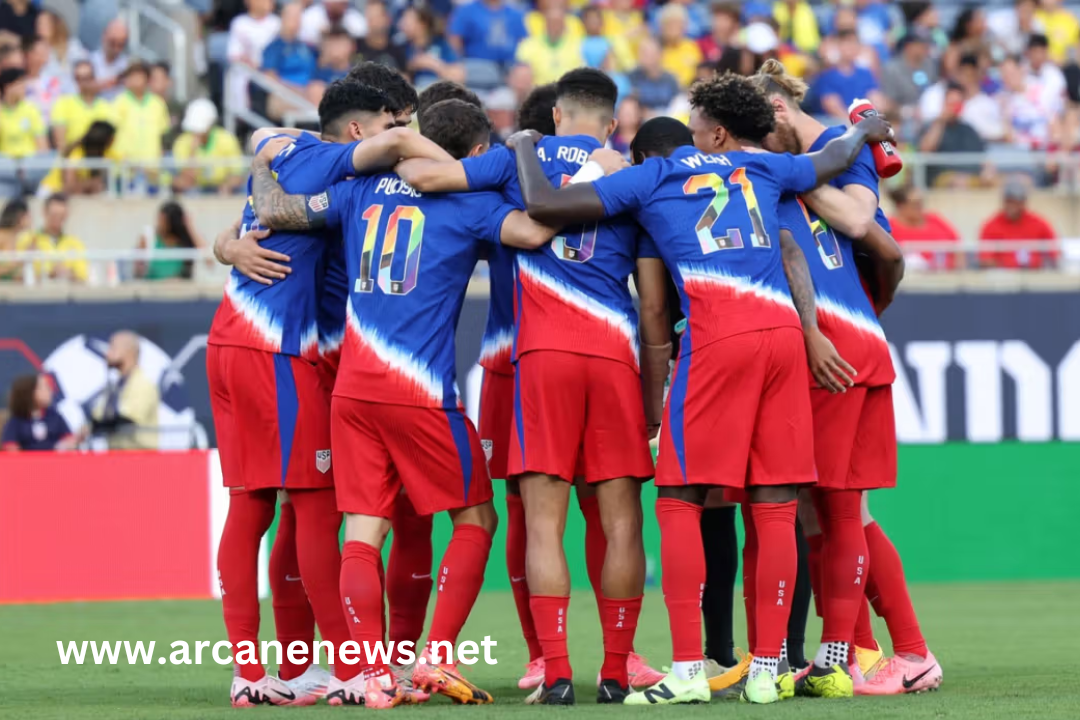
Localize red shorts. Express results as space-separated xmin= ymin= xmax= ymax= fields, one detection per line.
xmin=811 ymin=385 xmax=897 ymax=490
xmin=330 ymin=397 xmax=493 ymax=517
xmin=207 ymin=344 xmax=333 ymax=491
xmin=656 ymin=328 xmax=816 ymax=489
xmin=509 ymin=350 xmax=654 ymax=484
xmin=478 ymin=368 xmax=514 ymax=480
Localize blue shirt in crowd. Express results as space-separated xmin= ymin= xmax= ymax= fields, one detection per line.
xmin=261 ymin=37 xmax=317 ymax=86
xmin=1 ymin=407 xmax=72 ymax=451
xmin=447 ymin=0 xmax=527 ymax=65
xmin=811 ymin=65 xmax=879 ymax=109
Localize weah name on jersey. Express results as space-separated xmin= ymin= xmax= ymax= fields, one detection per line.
xmin=679 ymin=153 xmax=735 ymax=169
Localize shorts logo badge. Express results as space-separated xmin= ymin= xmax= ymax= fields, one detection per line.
xmin=316 ymin=449 xmax=332 ymax=474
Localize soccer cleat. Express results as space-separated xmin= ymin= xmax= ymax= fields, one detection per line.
xmin=518 ymin=657 xmax=545 ymax=690
xmin=627 ymin=652 xmax=667 ymax=689
xmin=231 ymin=674 xmax=316 ymax=707
xmin=856 ymin=651 xmax=942 ymax=696
xmin=533 ymin=679 xmax=575 ymax=705
xmin=624 ymin=669 xmax=711 ymax=705
xmin=597 ymin=679 xmax=629 ymax=704
xmin=412 ymin=650 xmax=493 ymax=705
xmin=855 ymin=644 xmax=887 ymax=680
xmin=362 ymin=670 xmax=407 ymax=709
xmin=706 ymin=650 xmax=752 ymax=699
xmin=524 ymin=684 xmax=545 ymax=705
xmin=325 ymin=675 xmax=365 ymax=706
xmin=740 ymin=669 xmax=780 ymax=705
xmin=776 ymin=658 xmax=795 ymax=700
xmin=282 ymin=664 xmax=332 ymax=700
xmin=390 ymin=662 xmax=431 ymax=704
xmin=797 ymin=663 xmax=853 ymax=698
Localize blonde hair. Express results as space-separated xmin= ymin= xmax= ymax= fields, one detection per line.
xmin=751 ymin=58 xmax=809 ymax=105
xmin=657 ymin=3 xmax=689 ymax=27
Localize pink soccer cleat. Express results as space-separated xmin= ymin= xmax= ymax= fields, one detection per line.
xmin=231 ymin=674 xmax=316 ymax=707
xmin=627 ymin=652 xmax=667 ymax=689
xmin=518 ymin=657 xmax=545 ymax=690
xmin=855 ymin=651 xmax=942 ymax=696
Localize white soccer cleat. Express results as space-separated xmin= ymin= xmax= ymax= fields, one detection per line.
xmin=282 ymin=664 xmax=332 ymax=700
xmin=230 ymin=674 xmax=316 ymax=707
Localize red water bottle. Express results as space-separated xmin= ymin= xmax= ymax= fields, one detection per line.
xmin=848 ymin=98 xmax=903 ymax=179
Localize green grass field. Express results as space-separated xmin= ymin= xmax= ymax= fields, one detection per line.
xmin=3 ymin=582 xmax=1077 ymax=719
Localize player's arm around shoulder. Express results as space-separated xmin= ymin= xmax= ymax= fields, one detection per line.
xmin=249 ymin=152 xmax=338 ymax=232
xmin=353 ymin=127 xmax=455 ymax=176
xmin=509 ymin=131 xmax=607 ymax=226
xmin=498 ymin=210 xmax=559 ymax=250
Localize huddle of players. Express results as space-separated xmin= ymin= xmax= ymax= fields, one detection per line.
xmin=207 ymin=59 xmax=942 ymax=709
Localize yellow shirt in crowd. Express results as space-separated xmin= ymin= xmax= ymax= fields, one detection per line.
xmin=602 ymin=9 xmax=645 ymax=63
xmin=50 ymin=94 xmax=116 ymax=146
xmin=15 ymin=230 xmax=89 ymax=283
xmin=772 ymin=1 xmax=821 ymax=54
xmin=661 ymin=38 xmax=703 ymax=88
xmin=1036 ymin=7 xmax=1080 ymax=64
xmin=39 ymin=145 xmax=123 ymax=194
xmin=111 ymin=90 xmax=170 ymax=162
xmin=525 ymin=11 xmax=584 ymax=43
xmin=516 ymin=34 xmax=586 ymax=85
xmin=0 ymin=100 xmax=45 ymax=158
xmin=171 ymin=127 xmax=244 ymax=188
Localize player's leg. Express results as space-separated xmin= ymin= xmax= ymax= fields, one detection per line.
xmin=575 ymin=478 xmax=606 ymax=611
xmin=386 ymin=492 xmax=434 ymax=652
xmin=701 ymin=492 xmax=739 ymax=670
xmin=851 ymin=492 xmax=883 ymax=681
xmin=268 ymin=492 xmax=318 ymax=686
xmin=788 ymin=499 xmax=814 ymax=671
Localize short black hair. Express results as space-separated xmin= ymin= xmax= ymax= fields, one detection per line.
xmin=517 ymin=83 xmax=558 ymax=135
xmin=958 ymin=52 xmax=980 ymax=69
xmin=44 ymin=192 xmax=68 ymax=208
xmin=347 ymin=61 xmax=418 ymax=116
xmin=1027 ymin=33 xmax=1049 ymax=50
xmin=555 ymin=68 xmax=618 ymax=118
xmin=417 ymin=80 xmax=481 ymax=126
xmin=0 ymin=198 xmax=28 ymax=229
xmin=630 ymin=117 xmax=694 ymax=165
xmin=689 ymin=73 xmax=776 ymax=144
xmin=122 ymin=60 xmax=151 ymax=80
xmin=318 ymin=79 xmax=391 ymax=136
xmin=419 ymin=99 xmax=492 ymax=160
xmin=0 ymin=67 xmax=26 ymax=94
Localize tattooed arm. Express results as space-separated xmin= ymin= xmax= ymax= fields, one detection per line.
xmin=250 ymin=156 xmax=321 ymax=231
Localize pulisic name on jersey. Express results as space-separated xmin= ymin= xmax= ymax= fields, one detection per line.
xmin=375 ymin=177 xmax=422 ymax=198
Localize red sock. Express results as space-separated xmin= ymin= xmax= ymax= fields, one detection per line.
xmin=426 ymin=524 xmax=492 ymax=661
xmin=854 ymin=596 xmax=877 ymax=650
xmin=506 ymin=494 xmax=542 ymax=661
xmin=814 ymin=490 xmax=868 ymax=644
xmin=750 ymin=501 xmax=797 ymax=659
xmin=600 ymin=595 xmax=641 ymax=687
xmin=531 ymin=595 xmax=572 ymax=684
xmin=218 ymin=489 xmax=276 ymax=681
xmin=864 ymin=522 xmax=928 ymax=659
xmin=740 ymin=503 xmax=758 ymax=652
xmin=578 ymin=495 xmax=607 ymax=609
xmin=806 ymin=532 xmax=824 ymax=618
xmin=269 ymin=500 xmax=314 ymax=681
xmin=387 ymin=495 xmax=434 ymax=650
xmin=656 ymin=498 xmax=704 ymax=661
xmin=340 ymin=541 xmax=387 ymax=675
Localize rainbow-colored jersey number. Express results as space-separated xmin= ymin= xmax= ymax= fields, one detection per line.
xmin=354 ymin=204 xmax=426 ymax=295
xmin=796 ymin=198 xmax=843 ymax=270
xmin=550 ymin=174 xmax=597 ymax=263
xmin=682 ymin=168 xmax=770 ymax=254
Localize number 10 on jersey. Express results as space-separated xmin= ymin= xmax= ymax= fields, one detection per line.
xmin=355 ymin=204 xmax=425 ymax=296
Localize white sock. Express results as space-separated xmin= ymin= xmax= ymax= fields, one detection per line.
xmin=814 ymin=641 xmax=850 ymax=669
xmin=749 ymin=655 xmax=779 ymax=681
xmin=671 ymin=660 xmax=704 ymax=681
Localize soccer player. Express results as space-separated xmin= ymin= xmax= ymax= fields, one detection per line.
xmin=249 ymin=98 xmax=560 ymax=708
xmin=207 ymin=80 xmax=451 ymax=707
xmin=346 ymin=61 xmax=418 ymax=126
xmin=751 ymin=58 xmax=941 ymax=696
xmin=505 ymin=73 xmax=894 ymax=704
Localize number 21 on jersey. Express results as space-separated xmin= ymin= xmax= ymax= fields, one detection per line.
xmin=354 ymin=204 xmax=426 ymax=296
xmin=683 ymin=169 xmax=770 ymax=253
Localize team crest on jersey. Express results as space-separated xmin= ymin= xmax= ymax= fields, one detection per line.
xmin=316 ymin=449 xmax=332 ymax=474
xmin=308 ymin=192 xmax=329 ymax=213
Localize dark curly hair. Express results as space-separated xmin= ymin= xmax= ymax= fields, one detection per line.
xmin=516 ymin=83 xmax=557 ymax=135
xmin=417 ymin=81 xmax=481 ymax=129
xmin=689 ymin=73 xmax=776 ymax=144
xmin=318 ymin=80 xmax=391 ymax=136
xmin=420 ymin=99 xmax=492 ymax=160
xmin=346 ymin=61 xmax=418 ymax=119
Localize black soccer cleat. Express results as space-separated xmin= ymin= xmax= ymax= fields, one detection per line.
xmin=597 ymin=679 xmax=629 ymax=704
xmin=538 ymin=678 xmax=576 ymax=705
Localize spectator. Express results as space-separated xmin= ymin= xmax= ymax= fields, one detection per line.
xmin=49 ymin=61 xmax=114 ymax=150
xmin=0 ymin=0 xmax=37 ymax=42
xmin=918 ymin=83 xmax=988 ymax=187
xmin=1034 ymin=0 xmax=1078 ymax=65
xmin=24 ymin=35 xmax=71 ymax=120
xmin=447 ymin=0 xmax=527 ymax=67
xmin=978 ymin=178 xmax=1058 ymax=269
xmin=88 ymin=331 xmax=160 ymax=450
xmin=581 ymin=5 xmax=630 ymax=72
xmin=262 ymin=3 xmax=316 ymax=93
xmin=656 ymin=4 xmax=702 ymax=88
xmin=0 ymin=198 xmax=29 ymax=281
xmin=852 ymin=0 xmax=891 ymax=59
xmin=942 ymin=7 xmax=989 ymax=79
xmin=227 ymin=0 xmax=280 ymax=110
xmin=15 ymin=193 xmax=88 ymax=282
xmin=171 ymin=99 xmax=244 ymax=196
xmin=887 ymin=186 xmax=962 ymax=271
xmin=36 ymin=9 xmax=86 ymax=75
xmin=149 ymin=61 xmax=182 ymax=150
xmin=772 ymin=0 xmax=820 ymax=55
xmin=629 ymin=36 xmax=680 ymax=112
xmin=610 ymin=96 xmax=643 ymax=157
xmin=135 ymin=200 xmax=204 ymax=280
xmin=485 ymin=86 xmax=516 ymax=139
xmin=39 ymin=119 xmax=117 ymax=195
xmin=602 ymin=0 xmax=646 ymax=64
xmin=649 ymin=0 xmax=709 ymax=41
xmin=401 ymin=6 xmax=464 ymax=87
xmin=988 ymin=0 xmax=1044 ymax=57
xmin=111 ymin=61 xmax=170 ymax=169
xmin=515 ymin=2 xmax=584 ymax=85
xmin=0 ymin=67 xmax=49 ymax=195
xmin=1026 ymin=33 xmax=1066 ymax=102
xmin=0 ymin=40 xmax=23 ymax=70
xmin=1 ymin=374 xmax=75 ymax=451
xmin=356 ymin=0 xmax=409 ymax=72
xmin=299 ymin=0 xmax=367 ymax=47
xmin=309 ymin=29 xmax=356 ymax=102
xmin=818 ymin=6 xmax=878 ymax=72
xmin=88 ymin=19 xmax=128 ymax=94
xmin=699 ymin=2 xmax=741 ymax=63
xmin=903 ymin=1 xmax=948 ymax=57
xmin=1000 ymin=54 xmax=1063 ymax=154
xmin=880 ymin=31 xmax=936 ymax=120
xmin=526 ymin=0 xmax=583 ymax=45
xmin=812 ymin=29 xmax=884 ymax=120
xmin=926 ymin=53 xmax=1003 ymax=141
xmin=506 ymin=62 xmax=534 ymax=106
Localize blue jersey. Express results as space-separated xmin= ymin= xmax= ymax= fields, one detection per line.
xmin=793 ymin=126 xmax=894 ymax=386
xmin=478 ymin=242 xmax=516 ymax=375
xmin=320 ymin=174 xmax=517 ymax=408
xmin=317 ymin=237 xmax=348 ymax=371
xmin=592 ymin=146 xmax=817 ymax=354
xmin=463 ymin=137 xmax=657 ymax=370
xmin=208 ymin=133 xmax=358 ymax=361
